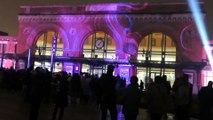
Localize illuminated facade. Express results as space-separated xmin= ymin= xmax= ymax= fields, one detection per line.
xmin=0 ymin=2 xmax=210 ymax=92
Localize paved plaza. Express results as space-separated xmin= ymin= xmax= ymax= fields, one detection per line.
xmin=0 ymin=90 xmax=199 ymax=120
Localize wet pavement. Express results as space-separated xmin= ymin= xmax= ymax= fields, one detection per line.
xmin=0 ymin=90 xmax=198 ymax=120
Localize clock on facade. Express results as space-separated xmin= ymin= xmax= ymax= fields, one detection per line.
xmin=95 ymin=39 xmax=104 ymax=49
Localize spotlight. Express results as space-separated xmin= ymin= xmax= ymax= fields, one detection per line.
xmin=188 ymin=0 xmax=213 ymax=69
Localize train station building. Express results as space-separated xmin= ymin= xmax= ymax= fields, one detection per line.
xmin=0 ymin=2 xmax=211 ymax=92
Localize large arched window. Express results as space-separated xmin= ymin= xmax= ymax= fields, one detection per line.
xmin=34 ymin=31 xmax=63 ymax=72
xmin=82 ymin=31 xmax=116 ymax=76
xmin=137 ymin=32 xmax=176 ymax=86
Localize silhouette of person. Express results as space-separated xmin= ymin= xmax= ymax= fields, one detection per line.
xmin=162 ymin=75 xmax=171 ymax=119
xmin=198 ymin=81 xmax=213 ymax=120
xmin=147 ymin=76 xmax=168 ymax=120
xmin=162 ymin=75 xmax=171 ymax=95
xmin=52 ymin=72 xmax=69 ymax=120
xmin=100 ymin=65 xmax=117 ymax=120
xmin=70 ymin=73 xmax=82 ymax=104
xmin=139 ymin=80 xmax=144 ymax=91
xmin=173 ymin=74 xmax=192 ymax=120
xmin=122 ymin=76 xmax=141 ymax=120
xmin=29 ymin=67 xmax=46 ymax=120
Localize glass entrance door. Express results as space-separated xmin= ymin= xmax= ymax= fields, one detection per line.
xmin=82 ymin=64 xmax=106 ymax=77
xmin=150 ymin=72 xmax=161 ymax=79
xmin=137 ymin=67 xmax=175 ymax=88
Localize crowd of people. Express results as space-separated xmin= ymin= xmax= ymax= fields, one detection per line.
xmin=0 ymin=65 xmax=212 ymax=120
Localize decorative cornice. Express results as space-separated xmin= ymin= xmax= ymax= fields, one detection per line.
xmin=18 ymin=14 xmax=196 ymax=23
xmin=20 ymin=2 xmax=205 ymax=15
xmin=0 ymin=36 xmax=17 ymax=42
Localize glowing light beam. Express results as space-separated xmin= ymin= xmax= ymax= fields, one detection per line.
xmin=188 ymin=0 xmax=213 ymax=69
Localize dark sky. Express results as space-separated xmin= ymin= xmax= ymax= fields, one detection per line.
xmin=0 ymin=0 xmax=212 ymax=39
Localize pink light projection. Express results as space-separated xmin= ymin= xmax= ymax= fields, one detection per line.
xmin=85 ymin=2 xmax=148 ymax=12
xmin=180 ymin=25 xmax=193 ymax=51
xmin=0 ymin=36 xmax=17 ymax=69
xmin=85 ymin=3 xmax=118 ymax=11
xmin=3 ymin=59 xmax=14 ymax=69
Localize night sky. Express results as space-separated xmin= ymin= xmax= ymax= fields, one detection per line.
xmin=0 ymin=0 xmax=212 ymax=39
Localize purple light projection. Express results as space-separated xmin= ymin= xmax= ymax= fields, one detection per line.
xmin=101 ymin=3 xmax=148 ymax=82
xmin=104 ymin=3 xmax=146 ymax=57
xmin=0 ymin=4 xmax=178 ymax=76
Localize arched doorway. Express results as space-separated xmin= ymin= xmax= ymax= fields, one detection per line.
xmin=34 ymin=31 xmax=64 ymax=72
xmin=137 ymin=32 xmax=176 ymax=86
xmin=82 ymin=31 xmax=116 ymax=76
